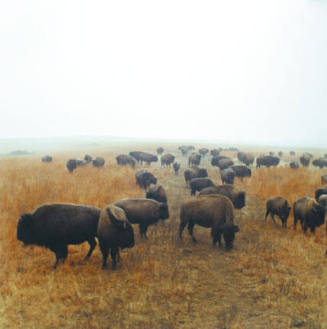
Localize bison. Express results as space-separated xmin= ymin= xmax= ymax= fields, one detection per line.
xmin=66 ymin=159 xmax=77 ymax=172
xmin=129 ymin=151 xmax=158 ymax=165
xmin=300 ymin=154 xmax=311 ymax=167
xmin=92 ymin=157 xmax=105 ymax=167
xmin=156 ymin=147 xmax=164 ymax=155
xmin=189 ymin=177 xmax=215 ymax=196
xmin=265 ymin=197 xmax=291 ymax=228
xmin=237 ymin=152 xmax=254 ymax=166
xmin=211 ymin=155 xmax=228 ymax=167
xmin=217 ymin=158 xmax=234 ymax=170
xmin=173 ymin=162 xmax=181 ymax=175
xmin=289 ymin=161 xmax=299 ymax=169
xmin=116 ymin=154 xmax=136 ymax=168
xmin=199 ymin=148 xmax=209 ymax=157
xmin=97 ymin=205 xmax=135 ymax=270
xmin=256 ymin=155 xmax=280 ymax=168
xmin=17 ymin=203 xmax=101 ymax=269
xmin=179 ymin=195 xmax=239 ymax=249
xmin=312 ymin=158 xmax=327 ymax=169
xmin=188 ymin=153 xmax=201 ymax=167
xmin=231 ymin=165 xmax=251 ymax=179
xmin=41 ymin=155 xmax=52 ymax=163
xmin=184 ymin=167 xmax=208 ymax=187
xmin=114 ymin=198 xmax=169 ymax=238
xmin=161 ymin=153 xmax=175 ymax=167
xmin=220 ymin=168 xmax=235 ymax=185
xmin=135 ymin=169 xmax=157 ymax=189
xmin=146 ymin=184 xmax=167 ymax=203
xmin=315 ymin=186 xmax=327 ymax=201
xmin=293 ymin=197 xmax=325 ymax=233
xmin=199 ymin=184 xmax=246 ymax=209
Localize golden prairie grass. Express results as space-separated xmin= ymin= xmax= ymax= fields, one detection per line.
xmin=1 ymin=152 xmax=327 ymax=329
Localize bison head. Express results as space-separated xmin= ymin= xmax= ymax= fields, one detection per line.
xmin=223 ymin=225 xmax=240 ymax=250
xmin=17 ymin=213 xmax=35 ymax=245
xmin=233 ymin=192 xmax=246 ymax=209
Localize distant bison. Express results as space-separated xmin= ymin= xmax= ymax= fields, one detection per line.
xmin=217 ymin=158 xmax=234 ymax=170
xmin=135 ymin=169 xmax=157 ymax=189
xmin=179 ymin=145 xmax=194 ymax=157
xmin=199 ymin=148 xmax=209 ymax=157
xmin=299 ymin=154 xmax=311 ymax=167
xmin=265 ymin=197 xmax=291 ymax=228
xmin=173 ymin=162 xmax=181 ymax=175
xmin=161 ymin=153 xmax=175 ymax=167
xmin=189 ymin=177 xmax=215 ymax=196
xmin=256 ymin=155 xmax=280 ymax=168
xmin=84 ymin=154 xmax=92 ymax=163
xmin=289 ymin=161 xmax=299 ymax=169
xmin=156 ymin=147 xmax=164 ymax=155
xmin=179 ymin=195 xmax=239 ymax=250
xmin=231 ymin=165 xmax=251 ymax=179
xmin=146 ymin=184 xmax=167 ymax=203
xmin=17 ymin=203 xmax=101 ymax=268
xmin=114 ymin=198 xmax=169 ymax=238
xmin=41 ymin=155 xmax=52 ymax=163
xmin=97 ymin=205 xmax=135 ymax=270
xmin=92 ymin=157 xmax=105 ymax=167
xmin=237 ymin=152 xmax=254 ymax=166
xmin=129 ymin=151 xmax=158 ymax=165
xmin=116 ymin=154 xmax=136 ymax=168
xmin=199 ymin=184 xmax=246 ymax=209
xmin=66 ymin=159 xmax=77 ymax=172
xmin=293 ymin=197 xmax=325 ymax=233
xmin=220 ymin=168 xmax=235 ymax=185
xmin=188 ymin=153 xmax=201 ymax=167
xmin=184 ymin=167 xmax=208 ymax=187
xmin=312 ymin=158 xmax=327 ymax=169
xmin=210 ymin=149 xmax=221 ymax=157
xmin=211 ymin=155 xmax=228 ymax=167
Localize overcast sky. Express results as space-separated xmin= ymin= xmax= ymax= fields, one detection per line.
xmin=1 ymin=0 xmax=326 ymax=147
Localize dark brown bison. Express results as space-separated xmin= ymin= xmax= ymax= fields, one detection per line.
xmin=135 ymin=169 xmax=157 ymax=189
xmin=293 ymin=197 xmax=325 ymax=233
xmin=161 ymin=153 xmax=175 ymax=167
xmin=188 ymin=153 xmax=201 ymax=167
xmin=41 ymin=155 xmax=52 ymax=163
xmin=179 ymin=195 xmax=239 ymax=250
xmin=84 ymin=154 xmax=92 ymax=163
xmin=211 ymin=155 xmax=228 ymax=167
xmin=129 ymin=151 xmax=158 ymax=165
xmin=265 ymin=197 xmax=291 ymax=228
xmin=210 ymin=149 xmax=221 ymax=157
xmin=231 ymin=165 xmax=251 ymax=178
xmin=173 ymin=162 xmax=181 ymax=175
xmin=312 ymin=158 xmax=327 ymax=169
xmin=146 ymin=184 xmax=167 ymax=203
xmin=199 ymin=184 xmax=246 ymax=209
xmin=299 ymin=154 xmax=311 ymax=167
xmin=237 ymin=152 xmax=254 ymax=166
xmin=66 ymin=159 xmax=77 ymax=172
xmin=256 ymin=155 xmax=280 ymax=168
xmin=116 ymin=154 xmax=136 ymax=168
xmin=189 ymin=177 xmax=215 ymax=196
xmin=114 ymin=198 xmax=169 ymax=238
xmin=217 ymin=158 xmax=234 ymax=170
xmin=17 ymin=203 xmax=101 ymax=269
xmin=184 ymin=167 xmax=208 ymax=187
xmin=289 ymin=161 xmax=299 ymax=169
xmin=92 ymin=157 xmax=105 ymax=167
xmin=97 ymin=205 xmax=135 ymax=270
xmin=220 ymin=168 xmax=235 ymax=185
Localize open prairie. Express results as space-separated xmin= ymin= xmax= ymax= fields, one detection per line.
xmin=1 ymin=144 xmax=327 ymax=329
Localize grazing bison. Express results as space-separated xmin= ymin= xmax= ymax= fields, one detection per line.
xmin=237 ymin=152 xmax=254 ymax=166
xmin=156 ymin=147 xmax=164 ymax=155
xmin=173 ymin=162 xmax=181 ymax=175
xmin=135 ymin=169 xmax=157 ymax=189
xmin=179 ymin=195 xmax=239 ymax=249
xmin=221 ymin=168 xmax=235 ymax=185
xmin=289 ymin=161 xmax=299 ymax=169
xmin=114 ymin=198 xmax=169 ymax=238
xmin=161 ymin=153 xmax=175 ymax=167
xmin=321 ymin=174 xmax=327 ymax=185
xmin=217 ymin=158 xmax=234 ymax=170
xmin=92 ymin=157 xmax=105 ymax=167
xmin=199 ymin=148 xmax=209 ymax=157
xmin=265 ymin=197 xmax=291 ymax=228
xmin=41 ymin=155 xmax=52 ymax=163
xmin=199 ymin=184 xmax=246 ymax=209
xmin=315 ymin=186 xmax=327 ymax=201
xmin=116 ymin=154 xmax=136 ymax=168
xmin=129 ymin=151 xmax=158 ymax=165
xmin=146 ymin=184 xmax=167 ymax=203
xmin=312 ymin=158 xmax=327 ymax=169
xmin=97 ymin=205 xmax=135 ymax=270
xmin=188 ymin=153 xmax=201 ymax=167
xmin=184 ymin=167 xmax=208 ymax=187
xmin=256 ymin=155 xmax=280 ymax=168
xmin=17 ymin=203 xmax=101 ymax=269
xmin=300 ymin=154 xmax=311 ymax=167
xmin=231 ymin=165 xmax=251 ymax=179
xmin=293 ymin=197 xmax=325 ymax=233
xmin=189 ymin=177 xmax=215 ymax=196
xmin=66 ymin=159 xmax=77 ymax=172
xmin=211 ymin=155 xmax=228 ymax=167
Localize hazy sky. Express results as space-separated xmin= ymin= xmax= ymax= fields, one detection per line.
xmin=1 ymin=0 xmax=327 ymax=147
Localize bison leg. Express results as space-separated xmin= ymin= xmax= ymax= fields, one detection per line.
xmin=50 ymin=244 xmax=68 ymax=269
xmin=139 ymin=224 xmax=148 ymax=239
xmin=264 ymin=209 xmax=270 ymax=222
xmin=84 ymin=237 xmax=97 ymax=260
xmin=110 ymin=247 xmax=119 ymax=270
xmin=98 ymin=240 xmax=109 ymax=269
xmin=179 ymin=221 xmax=187 ymax=239
xmin=294 ymin=217 xmax=298 ymax=230
xmin=212 ymin=229 xmax=222 ymax=247
xmin=187 ymin=222 xmax=197 ymax=243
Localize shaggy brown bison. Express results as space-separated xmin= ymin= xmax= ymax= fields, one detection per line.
xmin=17 ymin=203 xmax=101 ymax=269
xmin=293 ymin=197 xmax=325 ymax=233
xmin=256 ymin=155 xmax=280 ymax=168
xmin=265 ymin=197 xmax=291 ymax=228
xmin=188 ymin=153 xmax=201 ymax=167
xmin=184 ymin=167 xmax=208 ymax=187
xmin=135 ymin=169 xmax=157 ymax=189
xmin=220 ymin=168 xmax=235 ymax=185
xmin=66 ymin=159 xmax=77 ymax=172
xmin=199 ymin=185 xmax=246 ymax=209
xmin=237 ymin=152 xmax=254 ymax=166
xmin=146 ymin=184 xmax=167 ymax=203
xmin=173 ymin=162 xmax=181 ymax=175
xmin=92 ymin=157 xmax=105 ymax=167
xmin=231 ymin=165 xmax=251 ymax=179
xmin=97 ymin=205 xmax=135 ymax=270
xmin=289 ymin=161 xmax=299 ymax=169
xmin=129 ymin=151 xmax=158 ymax=165
xmin=211 ymin=155 xmax=228 ymax=167
xmin=161 ymin=153 xmax=175 ymax=167
xmin=116 ymin=154 xmax=136 ymax=168
xmin=199 ymin=148 xmax=209 ymax=157
xmin=114 ymin=198 xmax=169 ymax=238
xmin=299 ymin=154 xmax=311 ymax=167
xmin=41 ymin=155 xmax=52 ymax=163
xmin=217 ymin=158 xmax=234 ymax=170
xmin=189 ymin=177 xmax=215 ymax=196
xmin=179 ymin=195 xmax=239 ymax=249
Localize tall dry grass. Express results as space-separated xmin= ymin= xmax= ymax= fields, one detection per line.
xmin=1 ymin=153 xmax=327 ymax=329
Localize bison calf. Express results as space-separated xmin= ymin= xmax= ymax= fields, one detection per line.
xmin=265 ymin=197 xmax=291 ymax=228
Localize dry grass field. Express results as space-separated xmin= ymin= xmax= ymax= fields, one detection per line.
xmin=1 ymin=145 xmax=327 ymax=329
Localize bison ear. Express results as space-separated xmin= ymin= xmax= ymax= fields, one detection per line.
xmin=233 ymin=225 xmax=240 ymax=232
xmin=107 ymin=208 xmax=126 ymax=229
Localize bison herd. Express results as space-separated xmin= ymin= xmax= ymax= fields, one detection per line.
xmin=18 ymin=146 xmax=327 ymax=271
